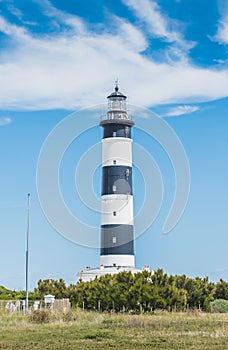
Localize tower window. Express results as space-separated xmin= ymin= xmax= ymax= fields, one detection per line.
xmin=113 ymin=131 xmax=116 ymax=137
xmin=125 ymin=168 xmax=130 ymax=177
xmin=113 ymin=160 xmax=116 ymax=165
xmin=113 ymin=211 xmax=117 ymax=216
xmin=113 ymin=185 xmax=117 ymax=192
xmin=112 ymin=236 xmax=117 ymax=244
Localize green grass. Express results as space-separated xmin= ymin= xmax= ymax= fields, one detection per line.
xmin=0 ymin=310 xmax=227 ymax=349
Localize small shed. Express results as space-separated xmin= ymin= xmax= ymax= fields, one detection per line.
xmin=44 ymin=294 xmax=55 ymax=304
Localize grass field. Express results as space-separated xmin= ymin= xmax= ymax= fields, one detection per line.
xmin=0 ymin=310 xmax=227 ymax=349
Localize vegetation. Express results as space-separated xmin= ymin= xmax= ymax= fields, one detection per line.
xmin=0 ymin=285 xmax=38 ymax=301
xmin=32 ymin=270 xmax=228 ymax=312
xmin=1 ymin=270 xmax=228 ymax=313
xmin=1 ymin=271 xmax=228 ymax=349
xmin=0 ymin=285 xmax=25 ymax=300
xmin=210 ymin=299 xmax=228 ymax=313
xmin=0 ymin=309 xmax=227 ymax=349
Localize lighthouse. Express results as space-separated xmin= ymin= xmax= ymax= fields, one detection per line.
xmin=77 ymin=84 xmax=144 ymax=281
xmin=100 ymin=83 xmax=135 ymax=268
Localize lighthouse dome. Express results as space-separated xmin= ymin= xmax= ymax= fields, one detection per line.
xmin=107 ymin=85 xmax=127 ymax=99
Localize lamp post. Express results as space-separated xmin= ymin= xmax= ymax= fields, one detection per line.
xmin=25 ymin=193 xmax=30 ymax=313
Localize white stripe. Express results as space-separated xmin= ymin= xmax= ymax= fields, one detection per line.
xmin=100 ymin=255 xmax=135 ymax=267
xmin=102 ymin=137 xmax=132 ymax=167
xmin=101 ymin=194 xmax=133 ymax=225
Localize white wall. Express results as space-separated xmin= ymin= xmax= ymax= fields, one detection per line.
xmin=100 ymin=254 xmax=135 ymax=267
xmin=101 ymin=194 xmax=133 ymax=225
xmin=102 ymin=137 xmax=132 ymax=167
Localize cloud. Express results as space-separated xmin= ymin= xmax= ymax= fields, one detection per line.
xmin=0 ymin=117 xmax=12 ymax=126
xmin=121 ymin=0 xmax=195 ymax=61
xmin=0 ymin=16 xmax=29 ymax=40
xmin=7 ymin=4 xmax=37 ymax=26
xmin=0 ymin=3 xmax=227 ymax=111
xmin=113 ymin=16 xmax=148 ymax=52
xmin=213 ymin=0 xmax=228 ymax=44
xmin=7 ymin=4 xmax=24 ymax=20
xmin=34 ymin=0 xmax=86 ymax=34
xmin=215 ymin=18 xmax=228 ymax=44
xmin=122 ymin=0 xmax=178 ymax=41
xmin=161 ymin=105 xmax=200 ymax=117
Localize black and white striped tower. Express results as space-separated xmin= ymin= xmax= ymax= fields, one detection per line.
xmin=100 ymin=83 xmax=135 ymax=268
xmin=77 ymin=84 xmax=148 ymax=281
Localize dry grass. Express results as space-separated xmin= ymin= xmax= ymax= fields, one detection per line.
xmin=0 ymin=310 xmax=227 ymax=349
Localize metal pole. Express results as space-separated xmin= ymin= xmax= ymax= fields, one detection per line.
xmin=25 ymin=193 xmax=30 ymax=314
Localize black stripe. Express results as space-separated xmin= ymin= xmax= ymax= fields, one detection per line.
xmin=102 ymin=124 xmax=132 ymax=139
xmin=100 ymin=119 xmax=134 ymax=128
xmin=102 ymin=166 xmax=132 ymax=195
xmin=100 ymin=224 xmax=134 ymax=255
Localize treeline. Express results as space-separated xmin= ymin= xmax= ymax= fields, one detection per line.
xmin=33 ymin=269 xmax=228 ymax=312
xmin=1 ymin=270 xmax=228 ymax=312
xmin=0 ymin=285 xmax=26 ymax=301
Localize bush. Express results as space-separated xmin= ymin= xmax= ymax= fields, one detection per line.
xmin=210 ymin=299 xmax=228 ymax=313
xmin=29 ymin=310 xmax=51 ymax=323
xmin=62 ymin=311 xmax=74 ymax=322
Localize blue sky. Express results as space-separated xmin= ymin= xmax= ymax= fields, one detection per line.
xmin=0 ymin=0 xmax=228 ymax=290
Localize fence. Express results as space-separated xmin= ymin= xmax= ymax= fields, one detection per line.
xmin=0 ymin=299 xmax=71 ymax=313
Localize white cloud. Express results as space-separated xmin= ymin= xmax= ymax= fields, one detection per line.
xmin=215 ymin=18 xmax=228 ymax=44
xmin=113 ymin=16 xmax=148 ymax=52
xmin=0 ymin=117 xmax=12 ymax=126
xmin=0 ymin=16 xmax=30 ymax=41
xmin=121 ymin=0 xmax=195 ymax=61
xmin=122 ymin=0 xmax=178 ymax=41
xmin=7 ymin=5 xmax=23 ymax=20
xmin=0 ymin=4 xmax=228 ymax=111
xmin=161 ymin=105 xmax=200 ymax=117
xmin=213 ymin=0 xmax=228 ymax=44
xmin=7 ymin=4 xmax=37 ymax=26
xmin=34 ymin=0 xmax=86 ymax=34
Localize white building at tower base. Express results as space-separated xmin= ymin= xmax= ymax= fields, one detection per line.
xmin=77 ymin=265 xmax=150 ymax=283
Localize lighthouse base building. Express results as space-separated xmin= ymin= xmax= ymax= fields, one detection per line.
xmin=77 ymin=265 xmax=145 ymax=283
xmin=77 ymin=84 xmax=149 ymax=282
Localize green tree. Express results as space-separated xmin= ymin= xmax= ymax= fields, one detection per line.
xmin=214 ymin=280 xmax=228 ymax=300
xmin=34 ymin=278 xmax=67 ymax=299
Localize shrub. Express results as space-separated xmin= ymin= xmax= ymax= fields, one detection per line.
xmin=210 ymin=299 xmax=228 ymax=313
xmin=62 ymin=311 xmax=74 ymax=322
xmin=29 ymin=310 xmax=51 ymax=323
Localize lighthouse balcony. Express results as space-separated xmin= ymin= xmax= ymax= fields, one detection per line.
xmin=100 ymin=112 xmax=134 ymax=126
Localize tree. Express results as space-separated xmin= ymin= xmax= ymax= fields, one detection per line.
xmin=34 ymin=278 xmax=67 ymax=299
xmin=214 ymin=280 xmax=228 ymax=300
xmin=29 ymin=270 xmax=227 ymax=313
